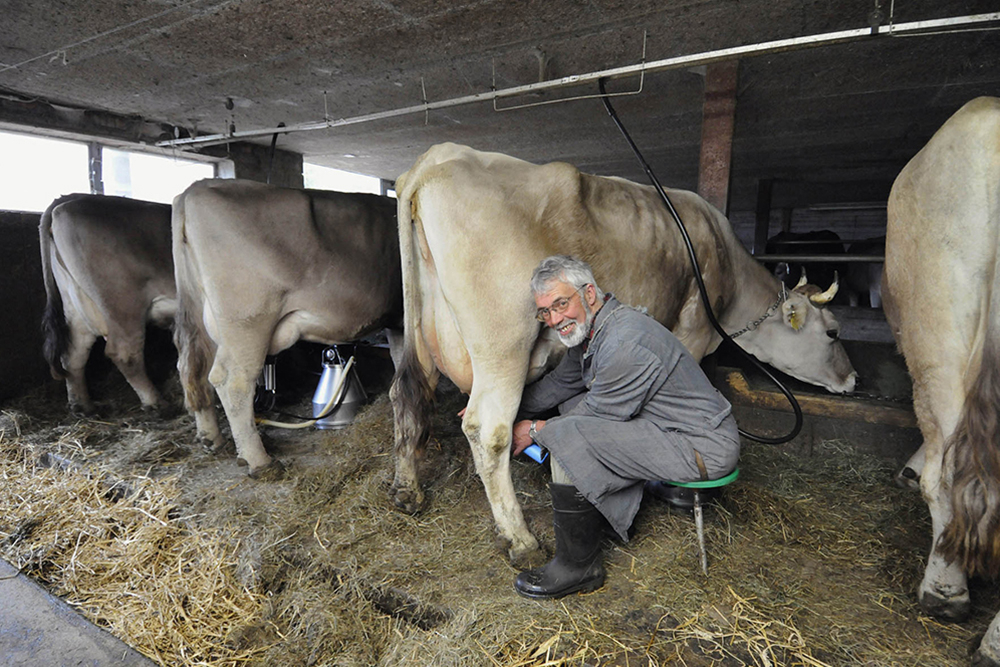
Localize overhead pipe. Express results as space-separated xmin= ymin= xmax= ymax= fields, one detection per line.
xmin=157 ymin=12 xmax=999 ymax=150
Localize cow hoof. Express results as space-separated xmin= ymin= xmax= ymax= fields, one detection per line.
xmin=895 ymin=466 xmax=921 ymax=490
xmin=236 ymin=457 xmax=248 ymax=467
xmin=248 ymin=459 xmax=286 ymax=481
xmin=506 ymin=540 xmax=545 ymax=569
xmin=389 ymin=484 xmax=425 ymax=514
xmin=69 ymin=403 xmax=97 ymax=417
xmin=919 ymin=589 xmax=971 ymax=622
xmin=206 ymin=438 xmax=235 ymax=457
xmin=973 ymin=649 xmax=1000 ymax=667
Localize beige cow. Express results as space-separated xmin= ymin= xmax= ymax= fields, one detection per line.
xmin=40 ymin=194 xmax=176 ymax=414
xmin=390 ymin=143 xmax=857 ymax=561
xmin=172 ymin=179 xmax=403 ymax=479
xmin=883 ymin=96 xmax=1000 ymax=665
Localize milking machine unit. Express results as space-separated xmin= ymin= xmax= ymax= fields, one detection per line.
xmin=312 ymin=345 xmax=367 ymax=429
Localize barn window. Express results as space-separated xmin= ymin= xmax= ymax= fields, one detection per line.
xmin=0 ymin=131 xmax=90 ymax=212
xmin=102 ymin=148 xmax=214 ymax=204
xmin=304 ymin=163 xmax=382 ymax=194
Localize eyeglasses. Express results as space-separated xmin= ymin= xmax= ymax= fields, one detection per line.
xmin=535 ymin=286 xmax=587 ymax=322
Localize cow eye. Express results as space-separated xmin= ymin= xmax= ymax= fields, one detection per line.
xmin=826 ymin=328 xmax=839 ymax=341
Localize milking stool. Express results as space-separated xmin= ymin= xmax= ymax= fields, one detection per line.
xmin=649 ymin=468 xmax=739 ymax=575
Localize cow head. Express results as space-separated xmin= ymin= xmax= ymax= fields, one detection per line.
xmin=741 ymin=272 xmax=857 ymax=394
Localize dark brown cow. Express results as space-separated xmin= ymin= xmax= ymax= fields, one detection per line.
xmin=883 ymin=96 xmax=1000 ymax=665
xmin=172 ymin=179 xmax=403 ymax=479
xmin=40 ymin=194 xmax=175 ymax=414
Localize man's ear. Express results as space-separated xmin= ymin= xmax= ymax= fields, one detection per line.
xmin=585 ymin=284 xmax=598 ymax=308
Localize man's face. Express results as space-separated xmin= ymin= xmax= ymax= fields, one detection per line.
xmin=535 ymin=281 xmax=595 ymax=348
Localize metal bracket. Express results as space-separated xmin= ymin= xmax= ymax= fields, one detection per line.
xmin=492 ymin=31 xmax=647 ymax=113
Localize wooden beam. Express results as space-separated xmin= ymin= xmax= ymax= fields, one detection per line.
xmin=722 ymin=369 xmax=916 ymax=428
xmin=697 ymin=60 xmax=739 ymax=215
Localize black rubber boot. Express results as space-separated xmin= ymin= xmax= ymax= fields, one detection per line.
xmin=514 ymin=483 xmax=606 ymax=599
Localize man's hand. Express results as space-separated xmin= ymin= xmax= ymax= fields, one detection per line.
xmin=512 ymin=419 xmax=545 ymax=457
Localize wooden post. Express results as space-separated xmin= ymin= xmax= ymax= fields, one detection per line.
xmin=697 ymin=60 xmax=739 ymax=216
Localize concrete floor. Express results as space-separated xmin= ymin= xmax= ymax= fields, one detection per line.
xmin=0 ymin=557 xmax=154 ymax=667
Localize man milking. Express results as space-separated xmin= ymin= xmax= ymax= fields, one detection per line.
xmin=511 ymin=255 xmax=740 ymax=599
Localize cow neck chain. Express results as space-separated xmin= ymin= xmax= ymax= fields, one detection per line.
xmin=729 ymin=284 xmax=786 ymax=339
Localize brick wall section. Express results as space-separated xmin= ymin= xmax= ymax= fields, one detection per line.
xmin=0 ymin=210 xmax=48 ymax=402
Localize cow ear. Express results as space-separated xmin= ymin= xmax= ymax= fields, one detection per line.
xmin=782 ymin=299 xmax=805 ymax=331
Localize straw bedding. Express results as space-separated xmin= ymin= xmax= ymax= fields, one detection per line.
xmin=0 ymin=363 xmax=995 ymax=666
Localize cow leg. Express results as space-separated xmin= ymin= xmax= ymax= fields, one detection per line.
xmin=104 ymin=325 xmax=161 ymax=411
xmin=918 ymin=432 xmax=971 ymax=621
xmin=209 ymin=338 xmax=282 ymax=479
xmin=895 ymin=443 xmax=925 ymax=490
xmin=975 ymin=612 xmax=1000 ymax=666
xmin=462 ymin=380 xmax=540 ymax=564
xmin=63 ymin=323 xmax=97 ymax=415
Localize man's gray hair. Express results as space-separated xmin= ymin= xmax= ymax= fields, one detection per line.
xmin=530 ymin=255 xmax=605 ymax=300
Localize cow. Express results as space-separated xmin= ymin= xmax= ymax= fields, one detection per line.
xmin=765 ymin=230 xmax=848 ymax=305
xmin=845 ymin=236 xmax=885 ymax=309
xmin=389 ymin=143 xmax=858 ymax=562
xmin=882 ymin=96 xmax=1000 ymax=666
xmin=171 ymin=179 xmax=404 ymax=480
xmin=40 ymin=194 xmax=176 ymax=415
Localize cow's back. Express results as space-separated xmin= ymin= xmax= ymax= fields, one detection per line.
xmin=49 ymin=195 xmax=174 ymax=329
xmin=175 ymin=178 xmax=402 ymax=348
xmin=884 ymin=97 xmax=1000 ymax=368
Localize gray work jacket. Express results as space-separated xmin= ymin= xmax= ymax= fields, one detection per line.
xmin=521 ymin=295 xmax=740 ymax=540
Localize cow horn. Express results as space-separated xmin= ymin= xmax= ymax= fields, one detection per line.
xmin=809 ymin=271 xmax=840 ymax=304
xmin=795 ymin=268 xmax=808 ymax=289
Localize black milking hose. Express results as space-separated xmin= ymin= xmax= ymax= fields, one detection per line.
xmin=598 ymin=78 xmax=802 ymax=444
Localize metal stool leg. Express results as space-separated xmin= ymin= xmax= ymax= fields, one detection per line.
xmin=693 ymin=490 xmax=708 ymax=575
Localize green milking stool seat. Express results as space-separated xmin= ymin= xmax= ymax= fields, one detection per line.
xmin=657 ymin=468 xmax=739 ymax=575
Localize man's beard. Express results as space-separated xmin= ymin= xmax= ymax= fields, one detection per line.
xmin=557 ymin=307 xmax=594 ymax=348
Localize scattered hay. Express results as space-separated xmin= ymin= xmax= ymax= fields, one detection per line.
xmin=1 ymin=369 xmax=996 ymax=666
xmin=0 ymin=428 xmax=266 ymax=666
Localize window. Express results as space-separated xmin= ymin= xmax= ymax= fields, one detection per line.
xmin=102 ymin=149 xmax=214 ymax=204
xmin=0 ymin=132 xmax=90 ymax=212
xmin=304 ymin=163 xmax=382 ymax=194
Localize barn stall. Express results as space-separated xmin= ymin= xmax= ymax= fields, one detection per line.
xmin=3 ymin=0 xmax=1000 ymax=665
xmin=0 ymin=340 xmax=992 ymax=666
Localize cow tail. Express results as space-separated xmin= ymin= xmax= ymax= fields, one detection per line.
xmin=39 ymin=197 xmax=71 ymax=380
xmin=937 ymin=235 xmax=1000 ymax=578
xmin=171 ymin=194 xmax=215 ymax=414
xmin=389 ymin=189 xmax=435 ymax=462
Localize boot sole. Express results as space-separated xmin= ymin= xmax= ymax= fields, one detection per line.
xmin=514 ymin=574 xmax=606 ymax=600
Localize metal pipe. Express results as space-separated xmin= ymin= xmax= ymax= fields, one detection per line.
xmin=752 ymin=254 xmax=884 ymax=263
xmin=156 ymin=12 xmax=1000 ymax=149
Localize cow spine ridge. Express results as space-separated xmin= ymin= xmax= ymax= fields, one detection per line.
xmin=39 ymin=195 xmax=79 ymax=380
xmin=938 ymin=175 xmax=1000 ymax=578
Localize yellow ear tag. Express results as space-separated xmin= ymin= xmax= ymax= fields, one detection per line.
xmin=784 ymin=302 xmax=804 ymax=331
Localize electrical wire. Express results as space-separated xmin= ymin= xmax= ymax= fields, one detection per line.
xmin=598 ymin=78 xmax=802 ymax=444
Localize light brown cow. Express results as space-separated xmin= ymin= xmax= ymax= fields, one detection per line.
xmin=40 ymin=194 xmax=175 ymax=414
xmin=883 ymin=96 xmax=1000 ymax=665
xmin=172 ymin=179 xmax=403 ymax=479
xmin=390 ymin=143 xmax=857 ymax=561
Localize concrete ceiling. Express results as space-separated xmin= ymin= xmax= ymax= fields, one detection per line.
xmin=2 ymin=0 xmax=999 ymax=214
